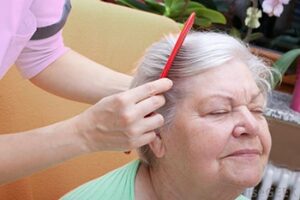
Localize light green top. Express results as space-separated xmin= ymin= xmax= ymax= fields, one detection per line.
xmin=61 ymin=160 xmax=249 ymax=200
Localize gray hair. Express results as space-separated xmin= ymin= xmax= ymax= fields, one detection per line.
xmin=131 ymin=32 xmax=278 ymax=164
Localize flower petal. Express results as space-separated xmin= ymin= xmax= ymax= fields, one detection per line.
xmin=273 ymin=3 xmax=284 ymax=16
xmin=245 ymin=17 xmax=250 ymax=26
xmin=254 ymin=21 xmax=261 ymax=28
xmin=246 ymin=7 xmax=252 ymax=15
xmin=256 ymin=10 xmax=262 ymax=18
xmin=262 ymin=1 xmax=274 ymax=15
xmin=279 ymin=0 xmax=290 ymax=5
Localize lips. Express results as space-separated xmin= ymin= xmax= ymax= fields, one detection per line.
xmin=225 ymin=149 xmax=262 ymax=158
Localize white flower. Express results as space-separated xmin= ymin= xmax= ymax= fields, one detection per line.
xmin=245 ymin=7 xmax=262 ymax=29
xmin=262 ymin=0 xmax=290 ymax=17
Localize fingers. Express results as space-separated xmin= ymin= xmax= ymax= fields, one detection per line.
xmin=82 ymin=78 xmax=172 ymax=152
xmin=125 ymin=113 xmax=164 ymax=137
xmin=107 ymin=79 xmax=171 ymax=128
xmin=120 ymin=113 xmax=164 ymax=151
xmin=137 ymin=95 xmax=166 ymax=117
xmin=124 ymin=78 xmax=173 ymax=103
xmin=131 ymin=131 xmax=157 ymax=148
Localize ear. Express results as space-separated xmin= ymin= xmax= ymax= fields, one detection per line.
xmin=149 ymin=133 xmax=165 ymax=158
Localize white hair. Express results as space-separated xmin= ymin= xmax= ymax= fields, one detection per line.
xmin=131 ymin=31 xmax=278 ymax=164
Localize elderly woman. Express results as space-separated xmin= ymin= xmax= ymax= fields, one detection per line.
xmin=61 ymin=32 xmax=275 ymax=200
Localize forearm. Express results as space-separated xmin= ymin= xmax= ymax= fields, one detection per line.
xmin=30 ymin=50 xmax=132 ymax=104
xmin=0 ymin=116 xmax=87 ymax=185
xmin=0 ymin=78 xmax=173 ymax=185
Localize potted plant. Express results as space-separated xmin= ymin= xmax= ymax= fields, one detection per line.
xmin=221 ymin=0 xmax=299 ymax=98
xmin=101 ymin=0 xmax=299 ymax=110
xmin=103 ymin=0 xmax=227 ymax=28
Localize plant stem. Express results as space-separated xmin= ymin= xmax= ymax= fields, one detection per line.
xmin=243 ymin=0 xmax=258 ymax=42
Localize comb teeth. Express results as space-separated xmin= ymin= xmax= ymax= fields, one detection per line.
xmin=159 ymin=12 xmax=195 ymax=78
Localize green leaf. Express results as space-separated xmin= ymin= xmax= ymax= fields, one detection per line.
xmin=165 ymin=0 xmax=189 ymax=18
xmin=272 ymin=49 xmax=300 ymax=87
xmin=163 ymin=0 xmax=225 ymax=26
xmin=182 ymin=1 xmax=205 ymax=15
xmin=194 ymin=17 xmax=212 ymax=27
xmin=144 ymin=0 xmax=165 ymax=14
xmin=116 ymin=0 xmax=152 ymax=11
xmin=182 ymin=5 xmax=226 ymax=25
xmin=186 ymin=1 xmax=205 ymax=9
xmin=271 ymin=35 xmax=300 ymax=49
xmin=164 ymin=0 xmax=185 ymax=10
xmin=193 ymin=8 xmax=226 ymax=24
xmin=164 ymin=0 xmax=173 ymax=8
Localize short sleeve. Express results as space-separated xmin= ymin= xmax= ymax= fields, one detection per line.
xmin=15 ymin=30 xmax=70 ymax=79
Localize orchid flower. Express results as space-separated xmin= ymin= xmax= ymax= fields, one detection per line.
xmin=245 ymin=7 xmax=262 ymax=29
xmin=262 ymin=0 xmax=290 ymax=17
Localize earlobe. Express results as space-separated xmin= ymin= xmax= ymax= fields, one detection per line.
xmin=149 ymin=134 xmax=165 ymax=158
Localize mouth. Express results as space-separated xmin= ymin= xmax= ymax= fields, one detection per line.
xmin=225 ymin=149 xmax=262 ymax=158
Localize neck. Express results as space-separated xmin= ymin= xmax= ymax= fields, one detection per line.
xmin=135 ymin=161 xmax=243 ymax=200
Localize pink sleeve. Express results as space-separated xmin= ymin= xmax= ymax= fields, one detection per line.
xmin=15 ymin=30 xmax=70 ymax=79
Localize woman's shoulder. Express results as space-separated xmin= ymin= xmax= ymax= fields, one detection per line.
xmin=60 ymin=160 xmax=140 ymax=200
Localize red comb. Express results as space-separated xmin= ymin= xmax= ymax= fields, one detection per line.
xmin=160 ymin=12 xmax=195 ymax=78
xmin=124 ymin=13 xmax=195 ymax=156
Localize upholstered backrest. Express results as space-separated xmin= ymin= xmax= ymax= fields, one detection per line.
xmin=0 ymin=1 xmax=179 ymax=199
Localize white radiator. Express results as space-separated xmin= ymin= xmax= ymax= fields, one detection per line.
xmin=243 ymin=163 xmax=300 ymax=200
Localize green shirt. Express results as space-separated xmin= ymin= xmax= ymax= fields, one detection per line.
xmin=61 ymin=160 xmax=249 ymax=200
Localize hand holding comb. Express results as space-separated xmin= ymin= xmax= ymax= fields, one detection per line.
xmin=124 ymin=12 xmax=195 ymax=154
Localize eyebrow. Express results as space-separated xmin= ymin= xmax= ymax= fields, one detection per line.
xmin=200 ymin=91 xmax=263 ymax=104
xmin=250 ymin=91 xmax=264 ymax=102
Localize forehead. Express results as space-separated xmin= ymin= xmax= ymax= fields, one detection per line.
xmin=183 ymin=59 xmax=261 ymax=103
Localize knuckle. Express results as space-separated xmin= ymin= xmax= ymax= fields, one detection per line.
xmin=119 ymin=111 xmax=135 ymax=125
xmin=126 ymin=126 xmax=140 ymax=136
xmin=113 ymin=94 xmax=128 ymax=107
xmin=151 ymin=95 xmax=165 ymax=107
xmin=127 ymin=138 xmax=138 ymax=149
xmin=145 ymin=83 xmax=156 ymax=96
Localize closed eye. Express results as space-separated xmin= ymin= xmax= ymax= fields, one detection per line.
xmin=210 ymin=110 xmax=230 ymax=115
xmin=251 ymin=107 xmax=264 ymax=115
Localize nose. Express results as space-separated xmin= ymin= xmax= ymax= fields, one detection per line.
xmin=232 ymin=106 xmax=260 ymax=138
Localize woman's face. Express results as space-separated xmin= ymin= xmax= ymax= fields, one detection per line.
xmin=163 ymin=59 xmax=271 ymax=189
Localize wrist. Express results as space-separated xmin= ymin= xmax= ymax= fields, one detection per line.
xmin=69 ymin=111 xmax=98 ymax=154
xmin=67 ymin=114 xmax=93 ymax=154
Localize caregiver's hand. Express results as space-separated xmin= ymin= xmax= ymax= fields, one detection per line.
xmin=73 ymin=78 xmax=173 ymax=152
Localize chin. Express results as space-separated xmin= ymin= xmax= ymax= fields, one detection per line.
xmin=228 ymin=165 xmax=265 ymax=188
xmin=221 ymin=154 xmax=268 ymax=188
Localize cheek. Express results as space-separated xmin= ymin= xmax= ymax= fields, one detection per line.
xmin=184 ymin=118 xmax=235 ymax=162
xmin=178 ymin=118 xmax=237 ymax=181
xmin=259 ymin=119 xmax=272 ymax=157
